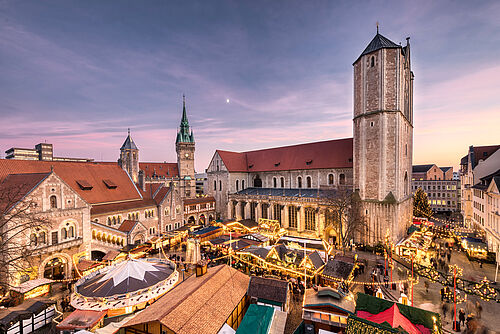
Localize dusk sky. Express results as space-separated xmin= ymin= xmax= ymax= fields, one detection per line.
xmin=1 ymin=1 xmax=499 ymax=172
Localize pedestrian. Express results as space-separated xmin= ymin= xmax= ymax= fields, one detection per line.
xmin=459 ymin=308 xmax=466 ymax=326
xmin=440 ymin=287 xmax=444 ymax=301
xmin=442 ymin=303 xmax=448 ymax=320
xmin=476 ymin=301 xmax=482 ymax=319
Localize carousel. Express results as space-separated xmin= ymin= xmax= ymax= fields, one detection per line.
xmin=70 ymin=257 xmax=178 ymax=317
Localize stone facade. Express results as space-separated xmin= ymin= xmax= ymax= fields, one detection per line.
xmin=353 ymin=35 xmax=414 ymax=244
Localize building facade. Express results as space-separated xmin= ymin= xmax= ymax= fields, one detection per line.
xmin=5 ymin=143 xmax=93 ymax=162
xmin=207 ymin=31 xmax=414 ymax=245
xmin=411 ymin=164 xmax=460 ymax=213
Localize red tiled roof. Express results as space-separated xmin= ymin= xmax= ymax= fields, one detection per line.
xmin=217 ymin=138 xmax=353 ymax=172
xmin=56 ymin=309 xmax=106 ymax=330
xmin=118 ymin=219 xmax=137 ymax=233
xmin=0 ymin=172 xmax=50 ymax=212
xmin=184 ymin=196 xmax=215 ymax=205
xmin=0 ymin=159 xmax=142 ymax=205
xmin=139 ymin=162 xmax=179 ymax=178
xmin=153 ymin=185 xmax=171 ymax=204
xmin=90 ymin=199 xmax=156 ymax=215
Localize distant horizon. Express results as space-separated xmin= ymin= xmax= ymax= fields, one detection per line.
xmin=1 ymin=1 xmax=499 ymax=172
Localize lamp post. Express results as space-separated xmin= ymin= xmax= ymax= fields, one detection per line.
xmin=449 ymin=265 xmax=463 ymax=331
xmin=411 ymin=253 xmax=414 ymax=307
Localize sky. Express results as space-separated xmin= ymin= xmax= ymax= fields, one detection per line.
xmin=1 ymin=0 xmax=499 ymax=172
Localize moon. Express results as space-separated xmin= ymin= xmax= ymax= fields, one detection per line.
xmin=226 ymin=99 xmax=230 ymax=104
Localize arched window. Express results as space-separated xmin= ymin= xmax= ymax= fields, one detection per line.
xmin=118 ymin=216 xmax=121 ymax=223
xmin=254 ymin=176 xmax=262 ymax=188
xmin=30 ymin=233 xmax=37 ymax=246
xmin=306 ymin=176 xmax=312 ymax=188
xmin=50 ymin=195 xmax=57 ymax=209
xmin=273 ymin=177 xmax=277 ymax=188
xmin=370 ymin=56 xmax=375 ymax=67
xmin=68 ymin=226 xmax=74 ymax=238
xmin=112 ymin=217 xmax=117 ymax=225
xmin=214 ymin=180 xmax=217 ymax=191
xmin=339 ymin=174 xmax=346 ymax=185
xmin=61 ymin=228 xmax=68 ymax=240
xmin=280 ymin=177 xmax=284 ymax=188
xmin=236 ymin=180 xmax=239 ymax=191
xmin=219 ymin=180 xmax=222 ymax=191
xmin=297 ymin=176 xmax=302 ymax=188
xmin=107 ymin=217 xmax=112 ymax=226
xmin=328 ymin=174 xmax=334 ymax=185
xmin=242 ymin=180 xmax=245 ymax=189
xmin=39 ymin=231 xmax=46 ymax=244
xmin=144 ymin=211 xmax=148 ymax=219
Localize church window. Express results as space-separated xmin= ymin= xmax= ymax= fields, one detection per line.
xmin=39 ymin=231 xmax=46 ymax=244
xmin=118 ymin=216 xmax=121 ymax=223
xmin=214 ymin=180 xmax=217 ymax=191
xmin=113 ymin=217 xmax=117 ymax=225
xmin=273 ymin=177 xmax=277 ymax=188
xmin=339 ymin=174 xmax=346 ymax=185
xmin=254 ymin=176 xmax=262 ymax=188
xmin=288 ymin=206 xmax=298 ymax=229
xmin=30 ymin=233 xmax=37 ymax=246
xmin=219 ymin=180 xmax=222 ymax=191
xmin=328 ymin=174 xmax=334 ymax=185
xmin=297 ymin=177 xmax=302 ymax=188
xmin=242 ymin=180 xmax=245 ymax=189
xmin=306 ymin=176 xmax=312 ymax=188
xmin=236 ymin=180 xmax=239 ymax=191
xmin=305 ymin=208 xmax=316 ymax=231
xmin=370 ymin=56 xmax=375 ymax=67
xmin=370 ymin=122 xmax=374 ymax=127
xmin=280 ymin=177 xmax=284 ymax=188
xmin=68 ymin=226 xmax=74 ymax=238
xmin=107 ymin=217 xmax=112 ymax=226
xmin=250 ymin=202 xmax=257 ymax=221
xmin=50 ymin=195 xmax=57 ymax=209
xmin=240 ymin=202 xmax=246 ymax=219
xmin=273 ymin=204 xmax=281 ymax=224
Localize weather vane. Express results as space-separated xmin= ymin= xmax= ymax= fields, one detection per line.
xmin=376 ymin=21 xmax=379 ymax=34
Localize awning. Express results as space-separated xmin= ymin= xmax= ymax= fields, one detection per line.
xmin=56 ymin=309 xmax=106 ymax=330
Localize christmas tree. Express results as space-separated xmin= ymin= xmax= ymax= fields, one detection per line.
xmin=413 ymin=187 xmax=433 ymax=218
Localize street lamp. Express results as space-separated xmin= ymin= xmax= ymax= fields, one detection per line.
xmin=449 ymin=264 xmax=463 ymax=331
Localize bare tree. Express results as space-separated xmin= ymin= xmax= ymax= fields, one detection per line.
xmin=322 ymin=188 xmax=366 ymax=253
xmin=0 ymin=182 xmax=50 ymax=293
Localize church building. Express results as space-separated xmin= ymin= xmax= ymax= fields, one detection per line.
xmin=206 ymin=30 xmax=414 ymax=245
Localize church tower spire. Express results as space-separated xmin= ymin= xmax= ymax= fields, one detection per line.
xmin=175 ymin=95 xmax=196 ymax=198
xmin=118 ymin=128 xmax=139 ymax=182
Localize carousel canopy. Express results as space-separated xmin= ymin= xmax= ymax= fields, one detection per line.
xmin=77 ymin=259 xmax=174 ymax=298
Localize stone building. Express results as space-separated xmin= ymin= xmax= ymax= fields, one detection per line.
xmin=207 ymin=30 xmax=414 ymax=245
xmin=5 ymin=142 xmax=93 ymax=162
xmin=460 ymin=145 xmax=500 ymax=228
xmin=411 ymin=164 xmax=460 ymax=213
xmin=0 ymin=159 xmax=184 ymax=287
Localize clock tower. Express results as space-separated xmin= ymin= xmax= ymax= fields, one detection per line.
xmin=176 ymin=95 xmax=196 ymax=198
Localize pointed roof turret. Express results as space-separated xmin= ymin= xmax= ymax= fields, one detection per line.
xmin=176 ymin=95 xmax=195 ymax=144
xmin=354 ymin=29 xmax=401 ymax=64
xmin=121 ymin=128 xmax=138 ymax=150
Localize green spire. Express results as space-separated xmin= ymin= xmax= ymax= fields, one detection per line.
xmin=176 ymin=94 xmax=194 ymax=144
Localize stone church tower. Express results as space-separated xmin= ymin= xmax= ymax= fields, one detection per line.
xmin=353 ymin=31 xmax=414 ymax=244
xmin=118 ymin=129 xmax=140 ymax=183
xmin=176 ymin=95 xmax=196 ymax=198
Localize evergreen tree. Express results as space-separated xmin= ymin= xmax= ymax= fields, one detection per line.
xmin=413 ymin=187 xmax=433 ymax=218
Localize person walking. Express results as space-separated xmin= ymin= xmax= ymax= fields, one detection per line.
xmin=459 ymin=308 xmax=466 ymax=327
xmin=442 ymin=303 xmax=448 ymax=321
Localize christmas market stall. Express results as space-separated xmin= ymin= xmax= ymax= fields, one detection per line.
xmin=69 ymin=257 xmax=178 ymax=326
xmin=301 ymin=286 xmax=355 ymax=333
xmin=346 ymin=293 xmax=442 ymax=334
xmin=461 ymin=237 xmax=488 ymax=259
xmin=0 ymin=298 xmax=56 ymax=334
xmin=9 ymin=279 xmax=53 ymax=305
xmin=395 ymin=229 xmax=433 ymax=264
xmin=320 ymin=254 xmax=356 ymax=289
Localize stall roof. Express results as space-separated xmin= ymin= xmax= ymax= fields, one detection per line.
xmin=191 ymin=225 xmax=221 ymax=236
xmin=247 ymin=276 xmax=289 ymax=305
xmin=0 ymin=298 xmax=55 ymax=330
xmin=56 ymin=309 xmax=106 ymax=330
xmin=235 ymin=304 xmax=274 ymax=334
xmin=10 ymin=278 xmax=53 ymax=294
xmin=303 ymin=287 xmax=355 ymax=314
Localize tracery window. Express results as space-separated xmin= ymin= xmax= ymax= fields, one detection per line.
xmin=305 ymin=208 xmax=316 ymax=231
xmin=288 ymin=206 xmax=298 ymax=229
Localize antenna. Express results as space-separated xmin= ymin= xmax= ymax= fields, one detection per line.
xmin=376 ymin=21 xmax=379 ymax=34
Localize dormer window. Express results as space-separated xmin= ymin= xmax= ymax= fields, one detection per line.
xmin=274 ymin=162 xmax=280 ymax=167
xmin=306 ymin=160 xmax=312 ymax=165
